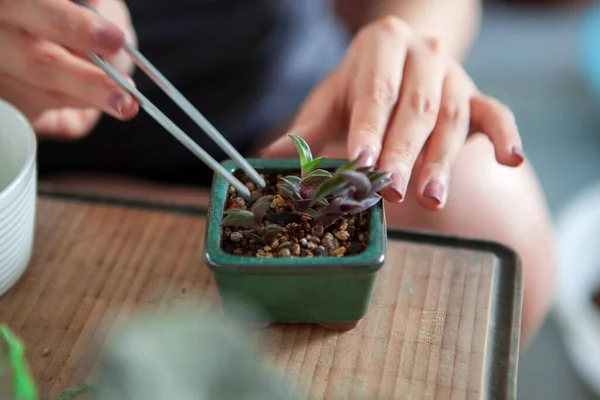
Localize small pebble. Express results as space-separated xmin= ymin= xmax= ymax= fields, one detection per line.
xmin=278 ymin=248 xmax=291 ymax=257
xmin=334 ymin=230 xmax=350 ymax=241
xmin=299 ymin=238 xmax=308 ymax=247
xmin=233 ymin=248 xmax=245 ymax=255
xmin=251 ymin=191 xmax=263 ymax=201
xmin=228 ymin=186 xmax=236 ymax=194
xmin=331 ymin=247 xmax=346 ymax=257
xmin=232 ymin=197 xmax=247 ymax=209
xmin=271 ymin=195 xmax=287 ymax=209
xmin=246 ymin=182 xmax=256 ymax=191
xmin=339 ymin=221 xmax=348 ymax=231
xmin=291 ymin=243 xmax=301 ymax=256
xmin=311 ymin=224 xmax=324 ymax=237
xmin=307 ymin=241 xmax=317 ymax=250
xmin=321 ymin=233 xmax=339 ymax=250
xmin=279 ymin=241 xmax=292 ymax=249
xmin=358 ymin=233 xmax=366 ymax=242
xmin=302 ymin=249 xmax=314 ymax=257
xmin=301 ymin=215 xmax=312 ymax=222
xmin=263 ymin=245 xmax=272 ymax=252
xmin=230 ymin=232 xmax=243 ymax=243
xmin=270 ymin=238 xmax=280 ymax=249
xmin=42 ymin=348 xmax=51 ymax=357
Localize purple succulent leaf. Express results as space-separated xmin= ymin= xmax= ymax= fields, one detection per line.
xmin=312 ymin=176 xmax=349 ymax=206
xmin=280 ymin=175 xmax=302 ymax=190
xmin=370 ymin=176 xmax=393 ymax=194
xmin=262 ymin=224 xmax=284 ymax=243
xmin=343 ymin=195 xmax=382 ymax=214
xmin=277 ymin=176 xmax=302 ymax=201
xmin=300 ymin=169 xmax=332 ymax=198
xmin=251 ymin=195 xmax=273 ymax=225
xmin=277 ymin=184 xmax=296 ymax=201
xmin=338 ymin=170 xmax=371 ymax=199
xmin=314 ymin=197 xmax=345 ymax=227
xmin=316 ymin=212 xmax=344 ymax=228
xmin=368 ymin=171 xmax=391 ymax=183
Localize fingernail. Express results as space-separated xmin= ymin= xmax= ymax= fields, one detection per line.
xmin=512 ymin=146 xmax=525 ymax=164
xmin=95 ymin=24 xmax=124 ymax=52
xmin=357 ymin=150 xmax=377 ymax=168
xmin=423 ymin=180 xmax=444 ymax=206
xmin=381 ymin=173 xmax=407 ymax=203
xmin=108 ymin=91 xmax=133 ymax=117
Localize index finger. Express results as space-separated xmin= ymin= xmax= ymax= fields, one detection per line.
xmin=0 ymin=0 xmax=124 ymax=54
xmin=347 ymin=17 xmax=410 ymax=167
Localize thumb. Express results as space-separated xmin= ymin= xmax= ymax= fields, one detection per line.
xmin=261 ymin=71 xmax=344 ymax=158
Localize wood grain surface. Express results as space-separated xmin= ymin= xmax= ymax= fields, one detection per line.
xmin=0 ymin=196 xmax=518 ymax=399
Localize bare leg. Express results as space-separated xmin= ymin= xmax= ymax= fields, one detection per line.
xmin=322 ymin=135 xmax=556 ymax=346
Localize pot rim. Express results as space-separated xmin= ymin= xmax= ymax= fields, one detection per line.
xmin=204 ymin=158 xmax=386 ymax=273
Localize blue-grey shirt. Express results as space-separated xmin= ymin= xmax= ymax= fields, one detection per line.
xmin=38 ymin=0 xmax=350 ymax=185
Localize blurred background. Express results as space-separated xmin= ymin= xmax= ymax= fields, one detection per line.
xmin=467 ymin=0 xmax=600 ymax=398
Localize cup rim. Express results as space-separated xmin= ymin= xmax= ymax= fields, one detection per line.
xmin=0 ymin=99 xmax=37 ymax=204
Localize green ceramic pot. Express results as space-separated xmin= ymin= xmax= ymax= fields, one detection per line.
xmin=205 ymin=159 xmax=387 ymax=331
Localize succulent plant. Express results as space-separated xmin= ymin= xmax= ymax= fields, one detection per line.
xmin=220 ymin=134 xmax=392 ymax=246
xmin=277 ymin=135 xmax=392 ymax=227
xmin=222 ymin=195 xmax=284 ymax=244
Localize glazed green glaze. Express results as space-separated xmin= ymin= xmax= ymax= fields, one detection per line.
xmin=205 ymin=159 xmax=387 ymax=325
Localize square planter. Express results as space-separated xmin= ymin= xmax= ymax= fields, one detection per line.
xmin=204 ymin=158 xmax=387 ymax=331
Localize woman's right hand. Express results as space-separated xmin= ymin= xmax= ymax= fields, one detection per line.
xmin=0 ymin=0 xmax=139 ymax=139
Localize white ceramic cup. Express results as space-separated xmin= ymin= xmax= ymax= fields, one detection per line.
xmin=0 ymin=98 xmax=37 ymax=297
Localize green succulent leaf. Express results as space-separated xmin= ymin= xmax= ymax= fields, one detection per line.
xmin=338 ymin=157 xmax=361 ymax=173
xmin=221 ymin=209 xmax=258 ymax=230
xmin=304 ymin=156 xmax=325 ymax=175
xmin=243 ymin=231 xmax=263 ymax=243
xmin=262 ymin=224 xmax=284 ymax=243
xmin=300 ymin=208 xmax=320 ymax=220
xmin=288 ymin=134 xmax=313 ymax=176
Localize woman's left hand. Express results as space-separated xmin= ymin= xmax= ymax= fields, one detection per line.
xmin=261 ymin=16 xmax=524 ymax=210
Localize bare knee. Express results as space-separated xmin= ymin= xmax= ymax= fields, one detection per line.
xmin=385 ymin=136 xmax=556 ymax=346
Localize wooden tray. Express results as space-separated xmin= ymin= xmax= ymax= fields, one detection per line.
xmin=0 ymin=193 xmax=521 ymax=399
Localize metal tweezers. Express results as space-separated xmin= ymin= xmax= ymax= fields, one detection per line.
xmin=74 ymin=0 xmax=265 ymax=200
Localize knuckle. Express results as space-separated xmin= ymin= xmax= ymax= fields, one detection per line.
xmin=366 ymin=77 xmax=398 ymax=107
xmin=375 ymin=15 xmax=409 ymax=38
xmin=384 ymin=141 xmax=420 ymax=167
xmin=425 ymin=155 xmax=451 ymax=171
xmin=353 ymin=123 xmax=383 ymax=146
xmin=26 ymin=43 xmax=59 ymax=84
xmin=439 ymin=102 xmax=469 ymax=126
xmin=408 ymin=89 xmax=439 ymax=122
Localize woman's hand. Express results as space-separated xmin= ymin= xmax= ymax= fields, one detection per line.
xmin=0 ymin=0 xmax=138 ymax=139
xmin=262 ymin=16 xmax=524 ymax=210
